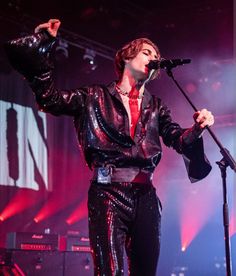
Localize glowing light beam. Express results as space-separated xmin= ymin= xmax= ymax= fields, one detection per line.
xmin=0 ymin=189 xmax=43 ymax=221
xmin=179 ymin=183 xmax=215 ymax=250
xmin=66 ymin=199 xmax=88 ymax=225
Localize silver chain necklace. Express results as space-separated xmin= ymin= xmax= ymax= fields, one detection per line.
xmin=115 ymin=85 xmax=144 ymax=99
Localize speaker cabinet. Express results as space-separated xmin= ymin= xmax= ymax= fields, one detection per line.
xmin=64 ymin=251 xmax=93 ymax=276
xmin=9 ymin=250 xmax=64 ymax=276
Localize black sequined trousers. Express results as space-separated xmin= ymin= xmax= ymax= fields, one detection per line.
xmin=88 ymin=181 xmax=162 ymax=276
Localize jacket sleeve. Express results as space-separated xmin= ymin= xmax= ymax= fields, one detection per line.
xmin=4 ymin=31 xmax=88 ymax=116
xmin=158 ymin=99 xmax=212 ymax=183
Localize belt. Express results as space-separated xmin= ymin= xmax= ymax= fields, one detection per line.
xmin=92 ymin=166 xmax=153 ymax=184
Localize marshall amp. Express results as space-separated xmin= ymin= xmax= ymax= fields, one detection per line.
xmin=66 ymin=235 xmax=91 ymax=252
xmin=6 ymin=232 xmax=64 ymax=251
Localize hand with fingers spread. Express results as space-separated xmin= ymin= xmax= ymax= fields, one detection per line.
xmin=193 ymin=108 xmax=214 ymax=129
xmin=34 ymin=19 xmax=61 ymax=37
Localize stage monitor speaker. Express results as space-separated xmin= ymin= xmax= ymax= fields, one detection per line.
xmin=9 ymin=250 xmax=64 ymax=276
xmin=64 ymin=251 xmax=94 ymax=276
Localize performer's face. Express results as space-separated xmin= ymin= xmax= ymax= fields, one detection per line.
xmin=125 ymin=43 xmax=159 ymax=81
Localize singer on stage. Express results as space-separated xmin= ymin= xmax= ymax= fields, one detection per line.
xmin=5 ymin=19 xmax=214 ymax=276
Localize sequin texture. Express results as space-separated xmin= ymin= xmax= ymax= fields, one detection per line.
xmin=88 ymin=181 xmax=162 ymax=275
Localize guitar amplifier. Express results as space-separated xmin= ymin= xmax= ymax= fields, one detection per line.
xmin=66 ymin=235 xmax=91 ymax=252
xmin=6 ymin=232 xmax=64 ymax=251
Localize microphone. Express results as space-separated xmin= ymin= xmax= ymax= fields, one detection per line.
xmin=147 ymin=59 xmax=191 ymax=70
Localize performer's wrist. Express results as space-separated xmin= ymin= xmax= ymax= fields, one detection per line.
xmin=181 ymin=123 xmax=204 ymax=146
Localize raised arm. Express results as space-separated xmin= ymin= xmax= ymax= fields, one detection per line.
xmin=5 ymin=19 xmax=87 ymax=116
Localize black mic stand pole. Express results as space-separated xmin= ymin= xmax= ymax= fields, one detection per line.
xmin=164 ymin=67 xmax=236 ymax=276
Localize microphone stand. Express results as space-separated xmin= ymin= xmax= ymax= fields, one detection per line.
xmin=164 ymin=67 xmax=236 ymax=276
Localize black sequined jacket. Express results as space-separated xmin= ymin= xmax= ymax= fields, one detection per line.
xmin=5 ymin=32 xmax=212 ymax=182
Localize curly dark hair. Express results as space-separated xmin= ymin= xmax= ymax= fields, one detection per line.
xmin=115 ymin=38 xmax=161 ymax=80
